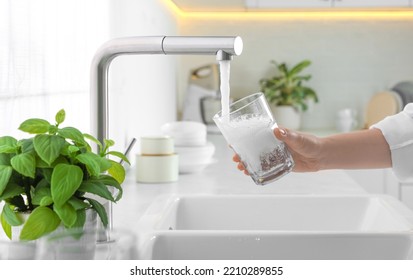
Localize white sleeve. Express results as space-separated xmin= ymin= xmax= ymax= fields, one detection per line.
xmin=371 ymin=103 xmax=413 ymax=181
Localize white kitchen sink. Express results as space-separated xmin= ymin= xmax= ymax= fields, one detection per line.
xmin=137 ymin=194 xmax=413 ymax=259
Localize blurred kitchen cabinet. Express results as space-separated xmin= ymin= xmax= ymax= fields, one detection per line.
xmin=384 ymin=168 xmax=400 ymax=198
xmin=345 ymin=169 xmax=386 ymax=194
xmin=346 ymin=168 xmax=413 ymax=210
xmin=400 ymin=184 xmax=413 ymax=211
xmin=385 ymin=171 xmax=413 ymax=210
xmin=334 ymin=0 xmax=410 ymax=8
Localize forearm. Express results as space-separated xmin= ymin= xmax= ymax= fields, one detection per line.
xmin=319 ymin=128 xmax=392 ymax=170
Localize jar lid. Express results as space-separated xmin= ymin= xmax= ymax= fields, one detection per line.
xmin=140 ymin=136 xmax=174 ymax=155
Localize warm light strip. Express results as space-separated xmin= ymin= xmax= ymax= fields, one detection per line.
xmin=163 ymin=0 xmax=413 ymax=20
xmin=162 ymin=0 xmax=184 ymax=17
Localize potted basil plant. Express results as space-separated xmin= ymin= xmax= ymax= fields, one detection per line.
xmin=0 ymin=109 xmax=129 ymax=241
xmin=260 ymin=60 xmax=319 ymax=130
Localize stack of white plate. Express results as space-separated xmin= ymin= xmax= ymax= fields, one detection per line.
xmin=161 ymin=121 xmax=215 ymax=173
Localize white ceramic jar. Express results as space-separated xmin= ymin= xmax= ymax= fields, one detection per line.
xmin=135 ymin=136 xmax=178 ymax=183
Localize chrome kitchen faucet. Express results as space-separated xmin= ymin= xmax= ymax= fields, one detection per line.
xmin=90 ymin=36 xmax=243 ymax=240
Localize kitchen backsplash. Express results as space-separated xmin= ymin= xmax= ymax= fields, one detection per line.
xmin=178 ymin=17 xmax=413 ymax=130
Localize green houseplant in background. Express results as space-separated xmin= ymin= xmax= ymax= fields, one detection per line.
xmin=260 ymin=60 xmax=319 ymax=130
xmin=0 ymin=109 xmax=129 ymax=241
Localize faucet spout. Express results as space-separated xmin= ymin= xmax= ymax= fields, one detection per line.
xmin=162 ymin=36 xmax=243 ymax=59
xmin=91 ymin=36 xmax=243 ymax=144
xmin=90 ymin=35 xmax=243 ymax=237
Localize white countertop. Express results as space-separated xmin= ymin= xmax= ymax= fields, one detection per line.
xmin=113 ymin=134 xmax=366 ymax=232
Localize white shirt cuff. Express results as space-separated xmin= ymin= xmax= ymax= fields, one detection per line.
xmin=371 ymin=103 xmax=413 ymax=181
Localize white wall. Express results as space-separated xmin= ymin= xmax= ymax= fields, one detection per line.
xmin=107 ymin=0 xmax=179 ymax=153
xmin=178 ymin=17 xmax=413 ymax=130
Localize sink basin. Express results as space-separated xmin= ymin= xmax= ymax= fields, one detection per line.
xmin=137 ymin=194 xmax=413 ymax=259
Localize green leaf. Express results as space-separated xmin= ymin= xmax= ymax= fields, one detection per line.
xmin=1 ymin=210 xmax=12 ymax=239
xmin=2 ymin=204 xmax=23 ymax=226
xmin=39 ymin=168 xmax=53 ymax=184
xmin=51 ymin=163 xmax=83 ymax=207
xmin=76 ymin=152 xmax=112 ymax=176
xmin=19 ymin=118 xmax=51 ymax=134
xmin=75 ymin=153 xmax=101 ymax=177
xmin=97 ymin=157 xmax=112 ymax=172
xmin=55 ymin=109 xmax=66 ymax=125
xmin=107 ymin=160 xmax=126 ymax=185
xmin=0 ymin=144 xmax=18 ymax=153
xmin=58 ymin=127 xmax=87 ymax=145
xmin=19 ymin=138 xmax=34 ymax=153
xmin=20 ymin=206 xmax=61 ymax=240
xmin=36 ymin=155 xmax=69 ymax=168
xmin=68 ymin=197 xmax=90 ymax=211
xmin=95 ymin=174 xmax=121 ymax=188
xmin=289 ymin=60 xmax=311 ymax=77
xmin=35 ymin=156 xmax=51 ymax=168
xmin=92 ymin=175 xmax=123 ymax=202
xmin=0 ymin=154 xmax=11 ymax=166
xmin=83 ymin=133 xmax=102 ymax=152
xmin=104 ymin=139 xmax=115 ymax=149
xmin=67 ymin=145 xmax=80 ymax=153
xmin=302 ymin=86 xmax=319 ymax=102
xmin=0 ymin=183 xmax=25 ymax=201
xmin=33 ymin=134 xmax=65 ymax=165
xmin=48 ymin=125 xmax=58 ymax=134
xmin=0 ymin=137 xmax=18 ymax=153
xmin=40 ymin=196 xmax=53 ymax=206
xmin=0 ymin=165 xmax=13 ymax=196
xmin=107 ymin=151 xmax=130 ymax=165
xmin=53 ymin=203 xmax=77 ymax=228
xmin=278 ymin=63 xmax=288 ymax=76
xmin=261 ymin=60 xmax=317 ymax=111
xmin=10 ymin=153 xmax=36 ymax=178
xmin=0 ymin=136 xmax=17 ymax=146
xmin=78 ymin=180 xmax=115 ymax=202
xmin=72 ymin=208 xmax=86 ymax=229
xmin=31 ymin=182 xmax=51 ymax=206
xmin=86 ymin=198 xmax=108 ymax=227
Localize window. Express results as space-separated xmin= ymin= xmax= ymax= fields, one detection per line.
xmin=0 ymin=0 xmax=109 ymax=137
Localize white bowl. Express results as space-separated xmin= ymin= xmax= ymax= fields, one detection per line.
xmin=175 ymin=142 xmax=215 ymax=161
xmin=161 ymin=121 xmax=207 ymax=146
xmin=179 ymin=158 xmax=216 ymax=174
xmin=172 ymin=135 xmax=206 ymax=147
xmin=175 ymin=142 xmax=215 ymax=173
xmin=161 ymin=121 xmax=206 ymax=135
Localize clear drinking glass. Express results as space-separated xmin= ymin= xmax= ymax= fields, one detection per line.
xmin=0 ymin=239 xmax=36 ymax=260
xmin=213 ymin=92 xmax=294 ymax=185
xmin=35 ymin=227 xmax=138 ymax=260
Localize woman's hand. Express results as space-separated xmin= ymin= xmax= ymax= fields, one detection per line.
xmin=232 ymin=127 xmax=323 ymax=174
xmin=233 ymin=126 xmax=391 ymax=174
xmin=273 ymin=127 xmax=323 ymax=172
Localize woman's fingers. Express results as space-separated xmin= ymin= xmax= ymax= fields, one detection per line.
xmin=238 ymin=162 xmax=249 ymax=175
xmin=232 ymin=154 xmax=241 ymax=162
xmin=237 ymin=162 xmax=245 ymax=171
xmin=233 ymin=154 xmax=249 ymax=175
